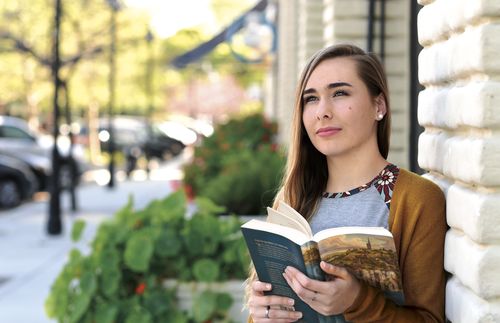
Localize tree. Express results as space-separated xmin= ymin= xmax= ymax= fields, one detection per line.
xmin=0 ymin=0 xmax=153 ymax=120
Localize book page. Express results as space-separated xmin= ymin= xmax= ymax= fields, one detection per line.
xmin=266 ymin=207 xmax=312 ymax=238
xmin=275 ymin=201 xmax=313 ymax=237
xmin=315 ymin=228 xmax=402 ymax=292
xmin=241 ymin=219 xmax=310 ymax=246
xmin=313 ymin=226 xmax=392 ymax=242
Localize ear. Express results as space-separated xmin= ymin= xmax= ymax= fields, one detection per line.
xmin=374 ymin=94 xmax=387 ymax=120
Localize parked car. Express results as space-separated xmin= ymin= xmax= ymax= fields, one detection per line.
xmin=0 ymin=116 xmax=84 ymax=191
xmin=0 ymin=154 xmax=36 ymax=208
xmin=96 ymin=117 xmax=186 ymax=175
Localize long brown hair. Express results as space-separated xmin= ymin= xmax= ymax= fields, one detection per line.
xmin=279 ymin=44 xmax=391 ymax=219
xmin=245 ymin=44 xmax=391 ymax=309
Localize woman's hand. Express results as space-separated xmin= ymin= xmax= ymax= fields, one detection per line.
xmin=249 ymin=280 xmax=303 ymax=322
xmin=282 ymin=261 xmax=361 ymax=316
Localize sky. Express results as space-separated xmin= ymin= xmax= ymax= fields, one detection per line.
xmin=124 ymin=0 xmax=216 ymax=38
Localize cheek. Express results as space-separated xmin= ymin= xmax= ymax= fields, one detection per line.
xmin=302 ymin=110 xmax=314 ymax=131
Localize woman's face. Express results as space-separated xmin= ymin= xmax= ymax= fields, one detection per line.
xmin=301 ymin=57 xmax=381 ymax=159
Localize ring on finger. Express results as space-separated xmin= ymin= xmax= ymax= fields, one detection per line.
xmin=265 ymin=305 xmax=270 ymax=318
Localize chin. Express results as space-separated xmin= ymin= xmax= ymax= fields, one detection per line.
xmin=314 ymin=146 xmax=345 ymax=157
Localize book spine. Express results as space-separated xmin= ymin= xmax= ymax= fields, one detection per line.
xmin=301 ymin=241 xmax=325 ymax=281
xmin=301 ymin=241 xmax=345 ymax=323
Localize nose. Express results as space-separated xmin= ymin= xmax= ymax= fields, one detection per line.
xmin=316 ymin=99 xmax=333 ymax=120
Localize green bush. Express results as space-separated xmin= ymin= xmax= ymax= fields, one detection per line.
xmin=202 ymin=144 xmax=284 ymax=215
xmin=183 ymin=113 xmax=285 ymax=215
xmin=45 ymin=191 xmax=250 ymax=323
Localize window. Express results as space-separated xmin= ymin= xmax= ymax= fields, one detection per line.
xmin=0 ymin=126 xmax=34 ymax=140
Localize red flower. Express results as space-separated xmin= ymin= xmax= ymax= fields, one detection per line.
xmin=184 ymin=185 xmax=195 ymax=201
xmin=135 ymin=282 xmax=146 ymax=295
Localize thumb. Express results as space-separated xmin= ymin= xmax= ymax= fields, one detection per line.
xmin=320 ymin=261 xmax=350 ymax=279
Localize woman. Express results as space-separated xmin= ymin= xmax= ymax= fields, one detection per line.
xmin=246 ymin=44 xmax=446 ymax=322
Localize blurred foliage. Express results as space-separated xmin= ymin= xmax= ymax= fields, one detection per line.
xmin=183 ymin=113 xmax=285 ymax=215
xmin=0 ymin=0 xmax=153 ymax=116
xmin=46 ymin=191 xmax=250 ymax=322
xmin=0 ymin=0 xmax=268 ymax=121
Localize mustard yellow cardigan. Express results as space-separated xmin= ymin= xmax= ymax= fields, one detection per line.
xmin=247 ymin=169 xmax=447 ymax=322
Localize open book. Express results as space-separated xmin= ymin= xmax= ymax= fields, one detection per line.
xmin=241 ymin=201 xmax=403 ymax=323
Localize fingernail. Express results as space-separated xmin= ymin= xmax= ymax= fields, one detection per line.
xmin=288 ymin=298 xmax=294 ymax=305
xmin=296 ymin=312 xmax=303 ymax=318
xmin=266 ymin=283 xmax=272 ymax=290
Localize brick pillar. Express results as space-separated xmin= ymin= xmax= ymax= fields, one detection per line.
xmin=297 ymin=0 xmax=324 ymax=70
xmin=276 ymin=0 xmax=299 ymax=145
xmin=417 ymin=0 xmax=500 ymax=321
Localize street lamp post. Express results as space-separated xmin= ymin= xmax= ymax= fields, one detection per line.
xmin=146 ymin=29 xmax=154 ymax=119
xmin=145 ymin=28 xmax=154 ymax=175
xmin=48 ymin=0 xmax=63 ymax=235
xmin=107 ymin=0 xmax=119 ymax=188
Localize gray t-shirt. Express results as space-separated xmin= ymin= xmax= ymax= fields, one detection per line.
xmin=309 ymin=163 xmax=399 ymax=234
xmin=309 ymin=185 xmax=389 ymax=235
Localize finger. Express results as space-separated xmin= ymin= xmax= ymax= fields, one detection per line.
xmin=249 ymin=293 xmax=296 ymax=308
xmin=320 ymin=261 xmax=351 ymax=279
xmin=282 ymin=269 xmax=318 ymax=302
xmin=252 ymin=280 xmax=272 ymax=292
xmin=285 ymin=266 xmax=324 ymax=292
xmin=250 ymin=305 xmax=303 ymax=323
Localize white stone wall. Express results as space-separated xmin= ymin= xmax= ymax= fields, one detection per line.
xmin=297 ymin=0 xmax=325 ymax=71
xmin=417 ymin=0 xmax=500 ymax=321
xmin=276 ymin=0 xmax=299 ymax=144
xmin=323 ymin=0 xmax=410 ymax=169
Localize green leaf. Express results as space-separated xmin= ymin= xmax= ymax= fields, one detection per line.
xmin=183 ymin=214 xmax=221 ymax=256
xmin=193 ymin=258 xmax=219 ymax=282
xmin=80 ymin=271 xmax=97 ymax=295
xmin=101 ymin=267 xmax=121 ymax=297
xmin=155 ymin=227 xmax=182 ymax=257
xmin=99 ymin=247 xmax=120 ymax=269
xmin=69 ymin=291 xmax=91 ymax=323
xmin=71 ymin=220 xmax=86 ymax=242
xmin=125 ymin=306 xmax=152 ymax=323
xmin=95 ymin=303 xmax=118 ymax=323
xmin=115 ymin=195 xmax=134 ymax=223
xmin=166 ymin=311 xmax=189 ymax=323
xmin=193 ymin=290 xmax=217 ymax=322
xmin=216 ymin=292 xmax=233 ymax=312
xmin=124 ymin=232 xmax=154 ymax=272
xmin=194 ymin=196 xmax=226 ymax=216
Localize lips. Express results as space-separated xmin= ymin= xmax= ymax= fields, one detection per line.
xmin=316 ymin=126 xmax=342 ymax=137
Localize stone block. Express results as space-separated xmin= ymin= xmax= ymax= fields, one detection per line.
xmin=445 ymin=229 xmax=500 ymax=299
xmin=447 ymin=183 xmax=500 ymax=244
xmin=419 ymin=24 xmax=500 ymax=86
xmin=446 ymin=276 xmax=500 ymax=323
xmin=418 ymin=81 xmax=500 ymax=129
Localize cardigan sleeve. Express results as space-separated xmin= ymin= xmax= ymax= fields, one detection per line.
xmin=343 ymin=170 xmax=447 ymax=322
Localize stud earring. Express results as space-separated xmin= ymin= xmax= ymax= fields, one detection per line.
xmin=377 ymin=113 xmax=384 ymax=120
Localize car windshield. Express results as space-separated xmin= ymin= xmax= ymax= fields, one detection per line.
xmin=0 ymin=125 xmax=35 ymax=140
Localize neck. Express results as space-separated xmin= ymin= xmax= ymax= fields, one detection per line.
xmin=325 ymin=146 xmax=388 ymax=193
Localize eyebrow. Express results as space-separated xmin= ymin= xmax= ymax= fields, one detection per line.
xmin=303 ymin=82 xmax=353 ymax=95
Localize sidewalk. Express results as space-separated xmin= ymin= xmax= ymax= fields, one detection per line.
xmin=0 ymin=158 xmax=184 ymax=323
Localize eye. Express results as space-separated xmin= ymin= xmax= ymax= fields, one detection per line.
xmin=332 ymin=90 xmax=348 ymax=97
xmin=303 ymin=95 xmax=318 ymax=104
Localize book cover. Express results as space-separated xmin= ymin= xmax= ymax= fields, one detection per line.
xmin=241 ymin=201 xmax=404 ymax=322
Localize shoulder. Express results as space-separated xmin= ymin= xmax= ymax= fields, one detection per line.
xmin=390 ymin=168 xmax=447 ymax=240
xmin=394 ymin=168 xmax=445 ymax=204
